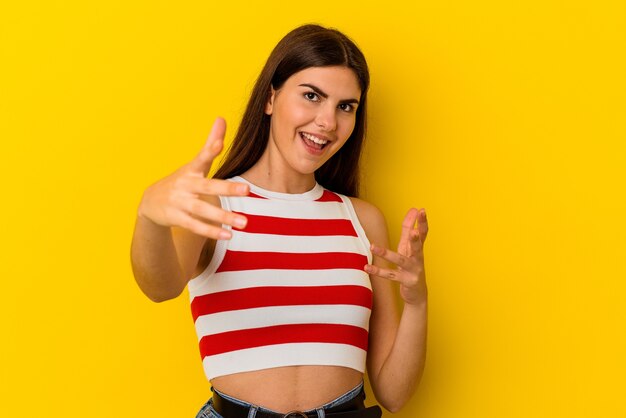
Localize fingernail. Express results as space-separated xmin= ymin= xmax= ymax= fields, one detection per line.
xmin=234 ymin=217 xmax=247 ymax=228
xmin=237 ymin=184 xmax=249 ymax=194
xmin=364 ymin=265 xmax=372 ymax=273
xmin=218 ymin=230 xmax=232 ymax=240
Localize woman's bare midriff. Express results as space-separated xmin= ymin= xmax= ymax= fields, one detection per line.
xmin=210 ymin=365 xmax=364 ymax=413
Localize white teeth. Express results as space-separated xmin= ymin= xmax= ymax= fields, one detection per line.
xmin=301 ymin=132 xmax=328 ymax=145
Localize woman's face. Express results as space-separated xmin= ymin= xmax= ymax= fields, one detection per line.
xmin=264 ymin=65 xmax=362 ymax=176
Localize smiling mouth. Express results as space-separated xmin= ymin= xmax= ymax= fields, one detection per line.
xmin=299 ymin=132 xmax=329 ymax=150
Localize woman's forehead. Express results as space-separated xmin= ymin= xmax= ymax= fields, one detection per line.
xmin=286 ymin=66 xmax=361 ymax=97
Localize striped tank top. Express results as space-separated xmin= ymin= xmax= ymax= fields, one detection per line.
xmin=187 ymin=176 xmax=373 ymax=380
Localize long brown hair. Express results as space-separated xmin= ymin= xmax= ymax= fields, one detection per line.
xmin=213 ymin=24 xmax=370 ymax=197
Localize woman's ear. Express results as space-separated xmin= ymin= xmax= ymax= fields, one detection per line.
xmin=265 ymin=86 xmax=276 ymax=115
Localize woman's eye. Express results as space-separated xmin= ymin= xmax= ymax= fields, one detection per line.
xmin=339 ymin=103 xmax=354 ymax=113
xmin=304 ymin=92 xmax=319 ymax=101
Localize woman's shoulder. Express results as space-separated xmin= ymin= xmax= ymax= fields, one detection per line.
xmin=346 ymin=196 xmax=388 ymax=240
xmin=346 ymin=196 xmax=383 ymax=221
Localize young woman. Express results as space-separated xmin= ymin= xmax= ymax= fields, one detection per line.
xmin=131 ymin=24 xmax=428 ymax=418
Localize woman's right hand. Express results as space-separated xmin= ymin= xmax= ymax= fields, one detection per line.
xmin=137 ymin=117 xmax=249 ymax=240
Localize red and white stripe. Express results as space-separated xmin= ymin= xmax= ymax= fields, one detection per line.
xmin=188 ymin=178 xmax=372 ymax=380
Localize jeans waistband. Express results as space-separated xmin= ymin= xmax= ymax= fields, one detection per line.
xmin=210 ymin=381 xmax=381 ymax=418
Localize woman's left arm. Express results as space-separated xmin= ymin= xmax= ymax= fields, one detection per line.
xmin=351 ymin=199 xmax=428 ymax=413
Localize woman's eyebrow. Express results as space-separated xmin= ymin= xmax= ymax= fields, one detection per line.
xmin=299 ymin=83 xmax=360 ymax=105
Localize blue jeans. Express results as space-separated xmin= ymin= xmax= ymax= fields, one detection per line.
xmin=196 ymin=381 xmax=365 ymax=418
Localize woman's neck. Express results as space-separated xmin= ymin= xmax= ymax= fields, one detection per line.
xmin=240 ymin=164 xmax=316 ymax=194
xmin=241 ymin=146 xmax=317 ymax=194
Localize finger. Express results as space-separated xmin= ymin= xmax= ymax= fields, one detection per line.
xmin=184 ymin=198 xmax=248 ymax=230
xmin=370 ymin=243 xmax=414 ymax=270
xmin=407 ymin=230 xmax=423 ymax=259
xmin=398 ymin=208 xmax=419 ymax=256
xmin=417 ymin=208 xmax=429 ymax=244
xmin=176 ymin=212 xmax=233 ymax=240
xmin=187 ymin=177 xmax=250 ymax=197
xmin=364 ymin=264 xmax=403 ymax=283
xmin=188 ymin=117 xmax=227 ymax=176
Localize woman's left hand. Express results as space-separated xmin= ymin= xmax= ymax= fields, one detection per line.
xmin=365 ymin=208 xmax=428 ymax=305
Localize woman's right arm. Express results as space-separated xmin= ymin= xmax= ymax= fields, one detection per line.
xmin=130 ymin=118 xmax=249 ymax=302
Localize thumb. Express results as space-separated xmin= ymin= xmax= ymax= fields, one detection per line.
xmin=398 ymin=208 xmax=419 ymax=256
xmin=188 ymin=117 xmax=227 ymax=176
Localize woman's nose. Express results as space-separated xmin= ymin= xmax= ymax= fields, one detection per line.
xmin=314 ymin=104 xmax=337 ymax=132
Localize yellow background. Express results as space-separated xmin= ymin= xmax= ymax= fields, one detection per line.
xmin=1 ymin=1 xmax=624 ymax=417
